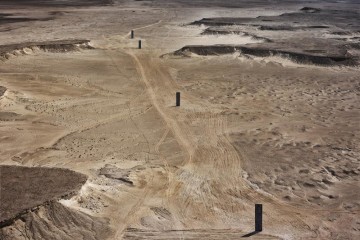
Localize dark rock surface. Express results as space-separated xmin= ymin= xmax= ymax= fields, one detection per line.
xmin=0 ymin=39 xmax=93 ymax=60
xmin=0 ymin=86 xmax=6 ymax=97
xmin=184 ymin=6 xmax=360 ymax=66
xmin=174 ymin=45 xmax=357 ymax=66
xmin=191 ymin=7 xmax=360 ymax=31
xmin=0 ymin=0 xmax=113 ymax=7
xmin=0 ymin=165 xmax=87 ymax=227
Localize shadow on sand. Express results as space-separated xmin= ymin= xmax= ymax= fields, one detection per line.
xmin=242 ymin=230 xmax=261 ymax=237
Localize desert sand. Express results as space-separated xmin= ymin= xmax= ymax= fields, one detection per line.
xmin=0 ymin=0 xmax=359 ymax=239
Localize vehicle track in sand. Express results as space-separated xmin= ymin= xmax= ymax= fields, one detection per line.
xmin=99 ymin=18 xmax=318 ymax=239
xmin=123 ymin=49 xmax=314 ymax=236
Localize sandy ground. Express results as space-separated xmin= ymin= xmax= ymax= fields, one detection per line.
xmin=0 ymin=0 xmax=359 ymax=239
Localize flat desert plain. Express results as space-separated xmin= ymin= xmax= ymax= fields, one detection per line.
xmin=0 ymin=0 xmax=359 ymax=239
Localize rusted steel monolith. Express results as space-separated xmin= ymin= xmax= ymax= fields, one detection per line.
xmin=255 ymin=204 xmax=263 ymax=232
xmin=138 ymin=40 xmax=142 ymax=49
xmin=131 ymin=30 xmax=134 ymax=39
xmin=176 ymin=92 xmax=180 ymax=106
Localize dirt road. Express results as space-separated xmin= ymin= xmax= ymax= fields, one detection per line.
xmin=95 ymin=30 xmax=315 ymax=238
